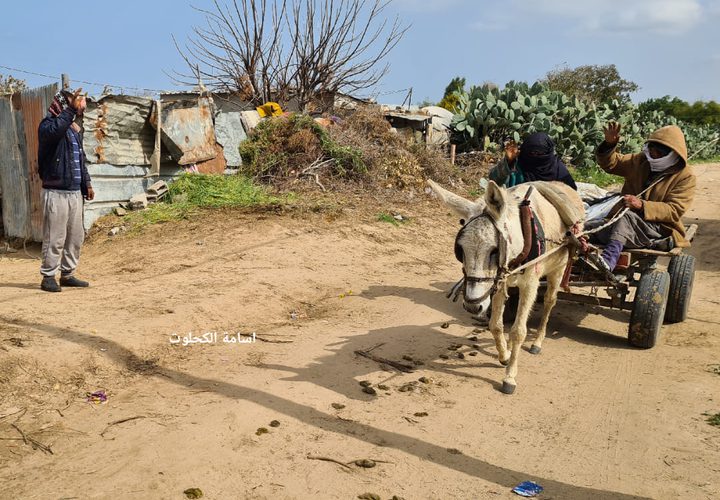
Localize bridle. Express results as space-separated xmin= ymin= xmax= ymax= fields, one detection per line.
xmin=452 ymin=211 xmax=511 ymax=306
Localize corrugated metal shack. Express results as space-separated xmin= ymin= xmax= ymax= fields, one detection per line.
xmin=1 ymin=84 xmax=449 ymax=242
xmin=0 ymin=87 xmax=259 ymax=240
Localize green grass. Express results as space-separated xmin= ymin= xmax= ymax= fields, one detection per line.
xmin=706 ymin=412 xmax=720 ymax=427
xmin=126 ymin=173 xmax=291 ymax=231
xmin=570 ymin=166 xmax=624 ymax=188
xmin=376 ymin=212 xmax=407 ymax=226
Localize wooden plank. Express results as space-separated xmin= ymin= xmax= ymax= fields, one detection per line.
xmin=628 ymin=248 xmax=673 ymax=257
xmin=556 ymin=291 xmax=633 ymax=310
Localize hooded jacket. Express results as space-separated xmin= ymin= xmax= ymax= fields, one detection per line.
xmin=38 ymin=106 xmax=92 ymax=196
xmin=596 ymin=125 xmax=696 ymax=247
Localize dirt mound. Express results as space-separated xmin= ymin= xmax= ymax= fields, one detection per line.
xmin=1 ymin=166 xmax=718 ymax=499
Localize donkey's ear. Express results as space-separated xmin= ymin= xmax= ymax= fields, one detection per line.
xmin=427 ymin=179 xmax=480 ymax=220
xmin=484 ymin=180 xmax=507 ymax=221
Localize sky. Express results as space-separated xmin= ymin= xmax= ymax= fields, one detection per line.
xmin=1 ymin=0 xmax=718 ymax=104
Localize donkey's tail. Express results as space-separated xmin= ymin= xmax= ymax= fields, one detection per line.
xmin=530 ymin=181 xmax=586 ymax=227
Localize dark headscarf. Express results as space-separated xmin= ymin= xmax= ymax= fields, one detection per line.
xmin=518 ymin=132 xmax=571 ymax=182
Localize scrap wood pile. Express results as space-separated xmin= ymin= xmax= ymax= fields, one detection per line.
xmin=237 ymin=106 xmax=486 ymax=193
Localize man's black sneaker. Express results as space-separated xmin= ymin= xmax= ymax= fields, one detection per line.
xmin=59 ymin=275 xmax=89 ymax=287
xmin=41 ymin=276 xmax=61 ymax=292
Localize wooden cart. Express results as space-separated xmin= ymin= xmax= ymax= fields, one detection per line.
xmin=513 ymin=224 xmax=698 ymax=348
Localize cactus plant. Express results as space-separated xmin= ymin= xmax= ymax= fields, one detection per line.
xmin=451 ymin=81 xmax=720 ymax=174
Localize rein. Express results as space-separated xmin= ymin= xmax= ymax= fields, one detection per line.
xmin=449 ymin=175 xmax=672 ymax=304
xmin=449 ymin=185 xmax=575 ymax=304
xmin=450 ymin=186 xmax=535 ymax=304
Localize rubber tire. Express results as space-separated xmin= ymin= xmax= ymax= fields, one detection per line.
xmin=665 ymin=254 xmax=696 ymax=324
xmin=628 ymin=270 xmax=670 ymax=349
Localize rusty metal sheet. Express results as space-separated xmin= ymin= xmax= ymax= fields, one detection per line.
xmin=21 ymin=84 xmax=58 ymax=240
xmin=158 ymin=95 xmax=217 ymax=165
xmin=0 ymin=84 xmax=57 ymax=240
xmin=196 ymin=143 xmax=227 ymax=174
xmin=83 ymin=95 xmax=155 ymax=165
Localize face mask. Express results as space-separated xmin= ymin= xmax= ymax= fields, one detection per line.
xmin=643 ymin=143 xmax=679 ymax=173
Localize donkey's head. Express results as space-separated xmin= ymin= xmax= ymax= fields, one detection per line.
xmin=429 ymin=180 xmax=511 ymax=315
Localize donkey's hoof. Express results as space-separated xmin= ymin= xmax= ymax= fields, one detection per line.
xmin=500 ymin=381 xmax=516 ymax=395
xmin=529 ymin=345 xmax=542 ymax=355
xmin=499 ymin=357 xmax=510 ymax=366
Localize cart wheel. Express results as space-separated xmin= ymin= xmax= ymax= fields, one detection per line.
xmin=504 ymin=289 xmax=519 ymax=324
xmin=628 ymin=270 xmax=670 ymax=348
xmin=665 ymin=254 xmax=696 ymax=324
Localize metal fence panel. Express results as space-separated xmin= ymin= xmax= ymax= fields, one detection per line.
xmin=21 ymin=84 xmax=58 ymax=240
xmin=83 ymin=95 xmax=155 ymax=165
xmin=0 ymin=96 xmax=31 ymax=238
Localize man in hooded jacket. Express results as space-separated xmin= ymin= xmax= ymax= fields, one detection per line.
xmin=592 ymin=122 xmax=696 ymax=272
xmin=37 ymin=88 xmax=94 ymax=292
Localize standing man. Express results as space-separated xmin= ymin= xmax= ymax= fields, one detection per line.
xmin=37 ymin=88 xmax=94 ymax=292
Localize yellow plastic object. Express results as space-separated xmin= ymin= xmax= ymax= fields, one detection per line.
xmin=256 ymin=102 xmax=283 ymax=117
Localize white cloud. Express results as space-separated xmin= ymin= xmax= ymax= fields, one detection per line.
xmin=511 ymin=0 xmax=703 ymax=34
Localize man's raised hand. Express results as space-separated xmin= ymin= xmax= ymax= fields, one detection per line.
xmin=603 ymin=122 xmax=621 ymax=146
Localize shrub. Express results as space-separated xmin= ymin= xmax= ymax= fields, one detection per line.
xmin=239 ymin=113 xmax=365 ymax=182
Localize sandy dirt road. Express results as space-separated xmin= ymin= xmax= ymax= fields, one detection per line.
xmin=1 ymin=165 xmax=719 ymax=499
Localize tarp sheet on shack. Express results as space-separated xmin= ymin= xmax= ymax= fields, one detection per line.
xmin=83 ymin=95 xmax=155 ymax=165
xmin=214 ymin=111 xmax=246 ymax=167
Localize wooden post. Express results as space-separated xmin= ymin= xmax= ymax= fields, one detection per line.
xmin=61 ymin=74 xmax=70 ymax=90
xmin=149 ymin=100 xmax=162 ymax=177
xmin=450 ymin=144 xmax=456 ymax=165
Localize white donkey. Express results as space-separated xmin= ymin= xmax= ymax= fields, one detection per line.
xmin=429 ymin=179 xmax=585 ymax=394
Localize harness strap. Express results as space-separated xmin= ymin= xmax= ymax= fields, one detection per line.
xmin=463 ymin=265 xmax=506 ymax=305
xmin=507 ymin=186 xmax=538 ymax=269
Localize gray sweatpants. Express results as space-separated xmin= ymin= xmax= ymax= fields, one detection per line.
xmin=40 ymin=189 xmax=85 ymax=277
xmin=586 ymin=210 xmax=670 ymax=250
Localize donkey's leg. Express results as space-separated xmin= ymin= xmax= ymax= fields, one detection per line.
xmin=501 ymin=278 xmax=539 ymax=395
xmin=489 ymin=283 xmax=510 ymax=365
xmin=530 ymin=262 xmax=565 ymax=355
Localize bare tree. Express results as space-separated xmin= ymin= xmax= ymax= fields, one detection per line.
xmin=173 ymin=0 xmax=407 ymax=110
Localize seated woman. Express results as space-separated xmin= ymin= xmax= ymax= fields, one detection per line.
xmin=489 ymin=132 xmax=577 ymax=190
